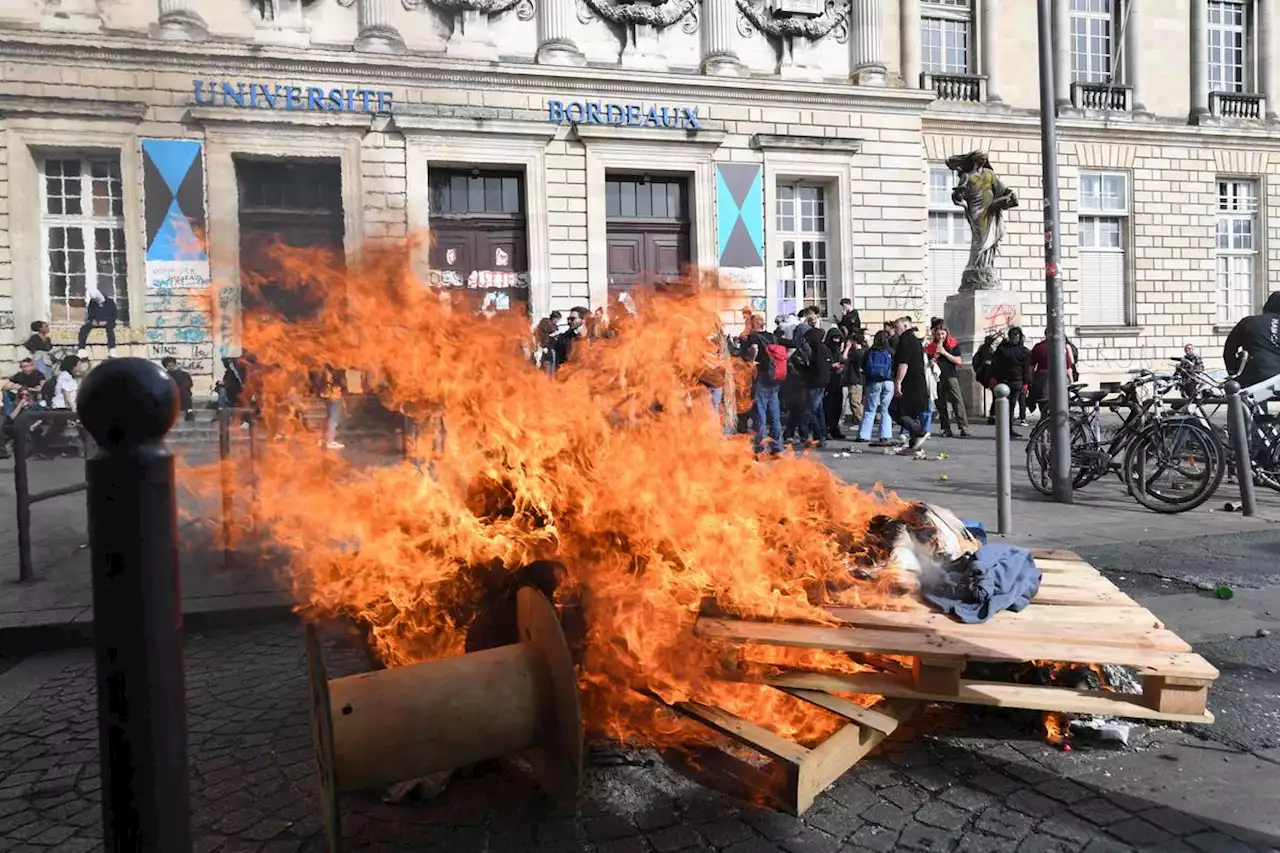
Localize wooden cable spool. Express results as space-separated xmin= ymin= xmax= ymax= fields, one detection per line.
xmin=307 ymin=586 xmax=584 ymax=853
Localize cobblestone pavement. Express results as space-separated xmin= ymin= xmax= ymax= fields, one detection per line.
xmin=1 ymin=622 xmax=1277 ymax=853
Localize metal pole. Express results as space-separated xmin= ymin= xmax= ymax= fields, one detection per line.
xmin=1224 ymin=380 xmax=1258 ymax=517
xmin=76 ymin=358 xmax=190 ymax=853
xmin=14 ymin=410 xmax=34 ymax=583
xmin=993 ymin=383 xmax=1013 ymax=534
xmin=218 ymin=410 xmax=233 ymax=566
xmin=1038 ymin=0 xmax=1074 ymax=504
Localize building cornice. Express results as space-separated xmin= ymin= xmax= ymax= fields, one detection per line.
xmin=185 ymin=106 xmax=376 ymax=129
xmin=0 ymin=92 xmax=148 ymax=120
xmin=0 ymin=28 xmax=937 ymax=114
xmin=922 ymin=109 xmax=1280 ymax=149
xmin=572 ymin=123 xmax=726 ymax=145
xmin=751 ymin=133 xmax=862 ymax=153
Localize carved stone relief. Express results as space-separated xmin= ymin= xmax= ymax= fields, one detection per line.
xmin=574 ymin=0 xmax=697 ymax=31
xmin=734 ymin=0 xmax=847 ymax=41
xmin=402 ymin=0 xmax=534 ymax=19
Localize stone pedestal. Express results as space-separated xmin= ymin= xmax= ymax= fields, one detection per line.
xmin=536 ymin=0 xmax=586 ymax=65
xmin=943 ymin=288 xmax=1021 ymax=416
xmin=778 ymin=36 xmax=824 ymax=81
xmin=446 ymin=9 xmax=499 ymax=60
xmin=41 ymin=0 xmax=102 ymax=31
xmin=621 ymin=22 xmax=668 ymax=70
xmin=153 ymin=0 xmax=209 ymax=40
xmin=254 ymin=0 xmax=311 ymax=46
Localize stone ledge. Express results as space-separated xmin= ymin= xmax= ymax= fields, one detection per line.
xmin=0 ymin=92 xmax=147 ymax=120
xmin=391 ymin=114 xmax=559 ymax=139
xmin=572 ymin=124 xmax=727 ymax=146
xmin=1074 ymin=325 xmax=1144 ymax=339
xmin=750 ymin=133 xmax=862 ymax=153
xmin=184 ymin=105 xmax=374 ymax=128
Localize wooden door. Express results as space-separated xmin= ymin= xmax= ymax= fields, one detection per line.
xmin=236 ymin=158 xmax=344 ymax=322
xmin=604 ymin=176 xmax=691 ymax=299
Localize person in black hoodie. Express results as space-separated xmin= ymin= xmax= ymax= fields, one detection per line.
xmin=822 ymin=327 xmax=848 ymax=441
xmin=1223 ymin=291 xmax=1280 ymax=389
xmin=162 ymin=357 xmax=196 ymax=422
xmin=799 ymin=325 xmax=831 ymax=447
xmin=77 ymin=289 xmax=119 ymax=358
xmin=988 ymin=326 xmax=1033 ymax=435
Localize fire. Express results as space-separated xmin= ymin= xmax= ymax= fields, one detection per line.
xmin=182 ymin=239 xmax=909 ymax=746
xmin=1043 ymin=712 xmax=1067 ymax=748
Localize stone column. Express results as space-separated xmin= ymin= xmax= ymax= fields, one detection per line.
xmin=702 ymin=0 xmax=746 ymax=75
xmin=155 ymin=0 xmax=208 ymax=40
xmin=1260 ymin=0 xmax=1277 ymax=120
xmin=1191 ymin=0 xmax=1209 ymax=121
xmin=1125 ymin=0 xmax=1146 ymax=113
xmin=1052 ymin=0 xmax=1070 ymax=111
xmin=900 ymin=0 xmax=921 ymax=87
xmin=980 ymin=0 xmax=1001 ymax=103
xmin=850 ymin=0 xmax=887 ymax=85
xmin=355 ymin=0 xmax=405 ymax=52
xmin=537 ymin=0 xmax=586 ymax=66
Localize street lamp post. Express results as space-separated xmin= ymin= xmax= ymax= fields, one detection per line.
xmin=1037 ymin=0 xmax=1074 ymax=503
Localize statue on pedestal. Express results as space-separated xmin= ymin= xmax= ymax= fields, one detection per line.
xmin=946 ymin=150 xmax=1018 ymax=292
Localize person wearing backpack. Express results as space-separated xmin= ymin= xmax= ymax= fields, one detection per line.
xmin=744 ymin=312 xmax=790 ymax=456
xmin=798 ymin=325 xmax=831 ymax=447
xmin=858 ymin=331 xmax=896 ymax=444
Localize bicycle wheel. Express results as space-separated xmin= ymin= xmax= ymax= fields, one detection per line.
xmin=1025 ymin=415 xmax=1093 ymax=495
xmin=1124 ymin=420 xmax=1225 ymax=513
xmin=1251 ymin=416 xmax=1280 ymax=493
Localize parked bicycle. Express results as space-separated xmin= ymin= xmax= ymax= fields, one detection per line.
xmin=1025 ymin=369 xmax=1223 ymax=513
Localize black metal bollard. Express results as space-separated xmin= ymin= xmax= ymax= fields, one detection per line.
xmin=77 ymin=358 xmax=190 ymax=853
xmin=993 ymin=383 xmax=1013 ymax=534
xmin=1224 ymin=380 xmax=1257 ymax=517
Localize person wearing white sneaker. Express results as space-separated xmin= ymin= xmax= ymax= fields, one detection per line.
xmin=77 ymin=287 xmax=119 ymax=357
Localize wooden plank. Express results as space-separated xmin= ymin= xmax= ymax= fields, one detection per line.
xmin=1035 ymin=557 xmax=1101 ymax=573
xmin=1037 ymin=574 xmax=1122 ymax=592
xmin=779 ymin=688 xmax=902 ymax=736
xmin=793 ymin=722 xmax=875 ymax=815
xmin=1030 ymin=586 xmax=1139 ymax=607
xmin=1143 ymin=676 xmax=1211 ymax=716
xmin=669 ymin=700 xmax=811 ymax=766
xmin=696 ymin=617 xmax=1219 ymax=680
xmin=758 ymin=669 xmax=1216 ymax=725
xmin=824 ymin=607 xmax=1190 ymax=652
xmin=853 ymin=598 xmax=1164 ymax=629
xmin=1030 ymin=548 xmax=1083 ymax=561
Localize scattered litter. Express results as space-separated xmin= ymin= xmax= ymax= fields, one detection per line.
xmin=1214 ymin=584 xmax=1235 ymax=600
xmin=1223 ymin=501 xmax=1240 ymax=512
xmin=1194 ymin=581 xmax=1216 ymax=592
xmin=939 ymin=474 xmax=949 ymax=481
xmin=1257 ymin=628 xmax=1271 ymax=638
xmin=938 ymin=452 xmax=949 ymax=460
xmin=1070 ymin=717 xmax=1132 ymax=747
xmin=913 ymin=450 xmax=927 ymax=460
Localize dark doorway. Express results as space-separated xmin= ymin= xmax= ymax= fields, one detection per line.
xmin=428 ymin=167 xmax=529 ymax=314
xmin=236 ymin=158 xmax=344 ymax=322
xmin=605 ymin=175 xmax=691 ymax=299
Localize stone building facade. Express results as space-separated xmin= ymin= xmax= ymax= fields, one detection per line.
xmin=1 ymin=0 xmax=1278 ymax=390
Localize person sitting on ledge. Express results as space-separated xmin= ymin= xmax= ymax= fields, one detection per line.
xmin=77 ymin=288 xmax=119 ymax=360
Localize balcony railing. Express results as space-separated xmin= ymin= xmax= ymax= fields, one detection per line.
xmin=920 ymin=72 xmax=988 ymax=104
xmin=1210 ymin=91 xmax=1266 ymax=120
xmin=1070 ymin=81 xmax=1131 ymax=112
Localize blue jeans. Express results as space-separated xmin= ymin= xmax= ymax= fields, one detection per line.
xmin=921 ymin=403 xmax=934 ymax=434
xmin=753 ymin=384 xmax=782 ymax=454
xmin=859 ymin=380 xmax=895 ymax=441
xmin=803 ymin=387 xmax=826 ymax=442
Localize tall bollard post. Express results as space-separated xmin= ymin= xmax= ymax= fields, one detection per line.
xmin=993 ymin=383 xmax=1013 ymax=534
xmin=77 ymin=358 xmax=190 ymax=853
xmin=1224 ymin=380 xmax=1257 ymax=517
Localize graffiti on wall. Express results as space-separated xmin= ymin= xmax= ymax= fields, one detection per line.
xmin=0 ymin=312 xmax=14 ymax=332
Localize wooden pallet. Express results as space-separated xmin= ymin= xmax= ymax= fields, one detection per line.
xmin=696 ymin=549 xmax=1218 ymax=724
xmin=647 ymin=688 xmax=919 ymax=815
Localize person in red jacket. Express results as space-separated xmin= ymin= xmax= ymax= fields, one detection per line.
xmin=925 ymin=324 xmax=969 ymax=437
xmin=1028 ymin=330 xmax=1075 ymax=419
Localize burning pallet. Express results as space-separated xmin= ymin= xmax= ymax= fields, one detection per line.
xmin=661 ymin=549 xmax=1217 ymax=814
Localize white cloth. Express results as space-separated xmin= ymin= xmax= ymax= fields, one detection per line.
xmin=53 ymin=371 xmax=77 ymax=411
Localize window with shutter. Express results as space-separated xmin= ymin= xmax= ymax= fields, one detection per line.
xmin=926 ymin=166 xmax=967 ymax=320
xmin=1215 ymin=178 xmax=1257 ymax=324
xmin=1077 ymin=171 xmax=1129 ymax=326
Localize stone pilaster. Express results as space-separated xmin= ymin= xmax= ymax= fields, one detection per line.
xmin=899 ymin=0 xmax=920 ymax=86
xmin=1052 ymin=0 xmax=1070 ymax=111
xmin=154 ymin=0 xmax=208 ymax=40
xmin=850 ymin=0 xmax=886 ymax=85
xmin=537 ymin=0 xmax=586 ymax=66
xmin=1125 ymin=0 xmax=1147 ymax=113
xmin=980 ymin=0 xmax=1001 ymax=103
xmin=355 ymin=0 xmax=405 ymax=52
xmin=701 ymin=0 xmax=746 ymax=76
xmin=1261 ymin=0 xmax=1277 ymax=120
xmin=1191 ymin=0 xmax=1209 ymax=121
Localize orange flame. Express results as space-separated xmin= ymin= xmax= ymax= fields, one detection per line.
xmin=182 ymin=239 xmax=908 ymax=745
